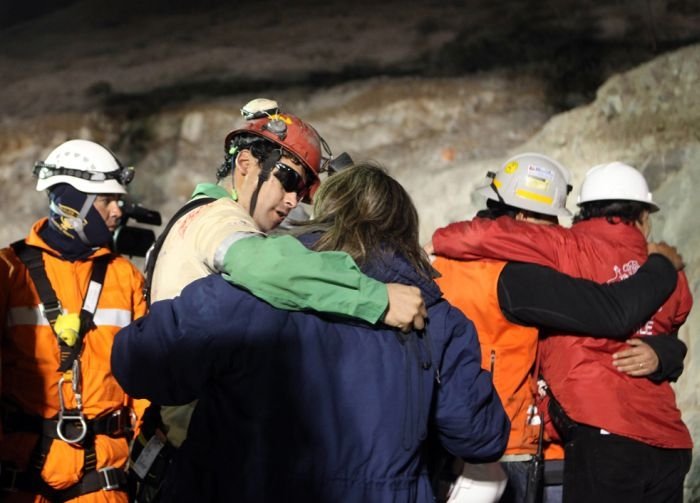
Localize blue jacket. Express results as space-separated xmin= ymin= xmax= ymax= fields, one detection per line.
xmin=112 ymin=246 xmax=509 ymax=502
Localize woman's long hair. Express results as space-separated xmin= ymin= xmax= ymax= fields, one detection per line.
xmin=292 ymin=162 xmax=434 ymax=280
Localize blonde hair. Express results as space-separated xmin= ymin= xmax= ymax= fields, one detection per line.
xmin=293 ymin=162 xmax=433 ymax=280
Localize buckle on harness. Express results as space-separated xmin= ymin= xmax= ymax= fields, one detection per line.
xmin=39 ymin=300 xmax=62 ymax=321
xmin=98 ymin=467 xmax=120 ymax=491
xmin=104 ymin=409 xmax=129 ymax=437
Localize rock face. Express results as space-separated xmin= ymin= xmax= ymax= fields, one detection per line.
xmin=2 ymin=0 xmax=700 ymax=499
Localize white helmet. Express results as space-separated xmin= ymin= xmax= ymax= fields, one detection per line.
xmin=476 ymin=152 xmax=572 ymax=217
xmin=577 ymin=162 xmax=658 ymax=212
xmin=441 ymin=461 xmax=508 ymax=503
xmin=34 ymin=139 xmax=133 ymax=194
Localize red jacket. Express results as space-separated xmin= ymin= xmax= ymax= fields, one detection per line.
xmin=433 ymin=216 xmax=693 ymax=449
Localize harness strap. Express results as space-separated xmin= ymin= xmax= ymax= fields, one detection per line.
xmin=83 ymin=433 xmax=98 ymax=475
xmin=7 ymin=240 xmax=120 ymax=496
xmin=0 ymin=464 xmax=128 ymax=502
xmin=3 ymin=406 xmax=132 ymax=440
xmin=143 ymin=196 xmax=216 ymax=305
xmin=58 ymin=254 xmax=109 ymax=373
xmin=29 ymin=433 xmax=54 ymax=472
xmin=0 ymin=406 xmax=132 ymax=500
xmin=10 ymin=240 xmax=62 ymax=328
xmin=10 ymin=240 xmax=111 ymax=372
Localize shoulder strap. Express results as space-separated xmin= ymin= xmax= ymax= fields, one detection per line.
xmin=58 ymin=254 xmax=110 ymax=372
xmin=143 ymin=196 xmax=216 ymax=305
xmin=11 ymin=239 xmax=112 ymax=372
xmin=11 ymin=240 xmax=62 ymax=329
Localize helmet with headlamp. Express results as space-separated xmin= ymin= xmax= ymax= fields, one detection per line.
xmin=34 ymin=139 xmax=133 ymax=194
xmin=223 ymin=112 xmax=328 ymax=200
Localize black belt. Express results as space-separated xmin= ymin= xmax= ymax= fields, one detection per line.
xmin=0 ymin=466 xmax=127 ymax=502
xmin=4 ymin=407 xmax=132 ymax=443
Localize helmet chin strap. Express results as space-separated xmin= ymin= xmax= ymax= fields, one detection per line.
xmin=49 ymin=194 xmax=96 ymax=246
xmin=248 ymin=150 xmax=282 ymax=218
xmin=487 ymin=171 xmax=506 ymax=205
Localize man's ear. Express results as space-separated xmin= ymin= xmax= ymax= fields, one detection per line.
xmin=236 ymin=149 xmax=253 ymax=176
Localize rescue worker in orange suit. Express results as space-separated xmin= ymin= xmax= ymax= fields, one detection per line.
xmin=0 ymin=139 xmax=148 ymax=502
xmin=426 ymin=154 xmax=688 ymax=503
xmin=429 ymin=160 xmax=692 ymax=503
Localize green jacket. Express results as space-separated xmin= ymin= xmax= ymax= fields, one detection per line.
xmin=188 ymin=183 xmax=389 ymax=323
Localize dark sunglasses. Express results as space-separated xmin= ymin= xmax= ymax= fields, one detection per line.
xmin=273 ymin=162 xmax=309 ymax=199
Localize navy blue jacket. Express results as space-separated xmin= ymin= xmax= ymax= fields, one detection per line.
xmin=112 ymin=249 xmax=509 ymax=502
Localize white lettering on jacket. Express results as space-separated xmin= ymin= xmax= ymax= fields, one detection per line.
xmin=606 ymin=260 xmax=641 ymax=283
xmin=607 ymin=259 xmax=657 ymax=335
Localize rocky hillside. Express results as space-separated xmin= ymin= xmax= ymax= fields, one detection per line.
xmin=2 ymin=0 xmax=700 ymax=498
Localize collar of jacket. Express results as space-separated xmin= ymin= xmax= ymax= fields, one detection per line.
xmin=25 ymin=218 xmax=113 ymax=261
xmin=572 ymin=217 xmax=647 ymax=250
xmin=191 ymin=183 xmax=232 ymax=200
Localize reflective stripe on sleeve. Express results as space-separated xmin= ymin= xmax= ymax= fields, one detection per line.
xmin=8 ymin=306 xmax=133 ymax=328
xmin=213 ymin=231 xmax=263 ymax=272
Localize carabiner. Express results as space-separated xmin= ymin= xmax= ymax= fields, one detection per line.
xmin=56 ymin=360 xmax=87 ymax=444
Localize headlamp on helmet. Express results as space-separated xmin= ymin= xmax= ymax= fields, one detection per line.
xmin=35 ymin=139 xmax=133 ymax=195
xmin=240 ymin=98 xmax=280 ymax=121
xmin=223 ymin=112 xmax=324 ymax=191
xmin=34 ymin=162 xmax=135 ymax=186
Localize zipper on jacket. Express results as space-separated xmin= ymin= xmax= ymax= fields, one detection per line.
xmin=490 ymin=349 xmax=496 ymax=379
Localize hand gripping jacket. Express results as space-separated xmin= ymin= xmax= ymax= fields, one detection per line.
xmin=0 ymin=219 xmax=147 ymax=502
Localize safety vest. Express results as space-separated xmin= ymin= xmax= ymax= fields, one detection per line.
xmin=434 ymin=257 xmax=540 ymax=456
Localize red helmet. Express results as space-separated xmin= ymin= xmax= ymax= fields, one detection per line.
xmin=225 ymin=113 xmax=324 ymax=196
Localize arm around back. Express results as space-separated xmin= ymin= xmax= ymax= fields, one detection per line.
xmin=497 ymin=253 xmax=679 ymax=337
xmin=432 ymin=217 xmax=565 ymax=267
xmin=220 ymin=234 xmax=389 ymax=323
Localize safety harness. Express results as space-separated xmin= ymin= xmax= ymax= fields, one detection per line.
xmin=143 ymin=196 xmax=216 ymax=306
xmin=1 ymin=240 xmax=131 ymax=501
